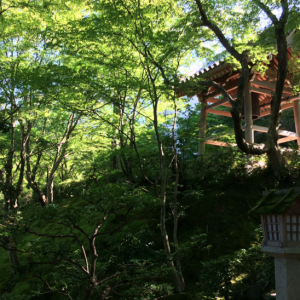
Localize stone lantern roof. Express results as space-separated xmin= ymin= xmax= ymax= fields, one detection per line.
xmin=249 ymin=188 xmax=300 ymax=214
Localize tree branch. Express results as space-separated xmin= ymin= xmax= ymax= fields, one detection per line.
xmin=254 ymin=0 xmax=279 ymax=24
xmin=194 ymin=0 xmax=244 ymax=62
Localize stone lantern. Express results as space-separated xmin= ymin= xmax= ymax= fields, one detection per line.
xmin=250 ymin=188 xmax=300 ymax=300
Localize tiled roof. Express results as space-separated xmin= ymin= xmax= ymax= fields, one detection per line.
xmin=180 ymin=59 xmax=233 ymax=83
xmin=186 ymin=60 xmax=224 ymax=76
xmin=249 ymin=188 xmax=300 ymax=214
xmin=181 ymin=30 xmax=297 ymax=83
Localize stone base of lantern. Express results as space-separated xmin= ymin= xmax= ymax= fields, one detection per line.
xmin=262 ymin=246 xmax=300 ymax=300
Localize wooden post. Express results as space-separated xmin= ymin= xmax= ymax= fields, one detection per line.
xmin=244 ymin=82 xmax=254 ymax=143
xmin=293 ymin=99 xmax=300 ymax=147
xmin=197 ymin=94 xmax=207 ymax=156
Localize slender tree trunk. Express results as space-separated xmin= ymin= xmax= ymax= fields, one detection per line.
xmin=2 ymin=208 xmax=20 ymax=275
xmin=152 ymin=99 xmax=185 ymax=292
xmin=4 ymin=196 xmax=10 ymax=211
xmin=25 ymin=123 xmax=47 ymax=207
xmin=2 ymin=120 xmax=20 ymax=273
xmin=46 ymin=176 xmax=54 ymax=204
xmin=26 ymin=176 xmax=47 ymax=207
xmin=171 ymin=102 xmax=185 ymax=290
xmin=159 ymin=191 xmax=184 ymax=292
xmin=197 ymin=95 xmax=207 ymax=157
xmin=141 ymin=60 xmax=185 ymax=292
xmin=111 ymin=139 xmax=118 ymax=170
xmin=5 ymin=119 xmax=15 ymax=209
xmin=46 ymin=146 xmax=68 ymax=205
xmin=83 ymin=285 xmax=96 ymax=300
xmin=44 ymin=112 xmax=81 ymax=205
xmin=7 ymin=238 xmax=19 ymax=275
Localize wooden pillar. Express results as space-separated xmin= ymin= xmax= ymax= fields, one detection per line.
xmin=197 ymin=94 xmax=207 ymax=156
xmin=293 ymin=99 xmax=300 ymax=147
xmin=244 ymin=82 xmax=254 ymax=143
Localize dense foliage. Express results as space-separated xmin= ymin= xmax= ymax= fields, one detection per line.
xmin=0 ymin=0 xmax=300 ymax=299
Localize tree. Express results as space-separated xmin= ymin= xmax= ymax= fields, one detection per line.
xmin=4 ymin=180 xmax=173 ymax=300
xmin=76 ymin=0 xmax=199 ymax=291
xmin=44 ymin=0 xmax=195 ymax=291
xmin=182 ymin=0 xmax=300 ymax=176
xmin=0 ymin=1 xmax=89 ymax=275
xmin=25 ymin=109 xmax=82 ymax=206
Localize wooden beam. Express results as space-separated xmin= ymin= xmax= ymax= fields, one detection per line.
xmin=260 ymin=110 xmax=270 ymax=117
xmin=205 ymin=80 xmax=238 ymax=102
xmin=250 ymin=86 xmax=273 ymax=96
xmin=281 ymin=102 xmax=294 ymax=110
xmin=251 ymin=79 xmax=276 ymax=89
xmin=293 ymin=100 xmax=300 ymax=147
xmin=214 ymin=101 xmax=232 ymax=107
xmin=206 ymin=96 xmax=229 ymax=104
xmin=205 ymin=98 xmax=228 ymax=110
xmin=206 ymin=94 xmax=237 ymax=104
xmin=251 ymin=125 xmax=267 ymax=133
xmin=278 ymin=136 xmax=298 ymax=144
xmin=252 ymin=125 xmax=299 ymax=137
xmin=205 ymin=129 xmax=234 ymax=141
xmin=260 ymin=110 xmax=269 ymax=117
xmin=207 ymin=137 xmax=297 ymax=146
xmin=251 ymin=79 xmax=293 ymax=95
xmin=287 ymin=94 xmax=300 ymax=102
xmin=278 ymin=130 xmax=299 ymax=137
xmin=206 ymin=109 xmax=231 ymax=117
xmin=205 ymin=140 xmax=236 ymax=147
xmin=260 ymin=102 xmax=294 ymax=117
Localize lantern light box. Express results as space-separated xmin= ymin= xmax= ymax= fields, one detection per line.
xmin=250 ymin=188 xmax=300 ymax=247
xmin=250 ymin=188 xmax=300 ymax=300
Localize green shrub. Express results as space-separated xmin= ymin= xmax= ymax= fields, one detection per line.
xmin=197 ymin=245 xmax=274 ymax=299
xmin=52 ymin=179 xmax=89 ymax=198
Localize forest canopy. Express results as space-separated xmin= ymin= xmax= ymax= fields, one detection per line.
xmin=0 ymin=0 xmax=300 ymax=299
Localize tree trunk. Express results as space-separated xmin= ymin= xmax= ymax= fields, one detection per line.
xmin=2 ymin=193 xmax=20 ymax=275
xmin=83 ymin=284 xmax=95 ymax=300
xmin=171 ymin=101 xmax=185 ymax=290
xmin=7 ymin=238 xmax=19 ymax=275
xmin=159 ymin=193 xmax=185 ymax=292
xmin=9 ymin=198 xmax=19 ymax=210
xmin=197 ymin=95 xmax=207 ymax=157
xmin=46 ymin=148 xmax=68 ymax=205
xmin=25 ymin=133 xmax=47 ymax=207
xmin=4 ymin=196 xmax=10 ymax=211
xmin=267 ymin=146 xmax=285 ymax=177
xmin=26 ymin=177 xmax=47 ymax=207
xmin=153 ymin=100 xmax=185 ymax=292
xmin=46 ymin=177 xmax=54 ymax=205
xmin=3 ymin=209 xmax=20 ymax=275
xmin=111 ymin=139 xmax=119 ymax=170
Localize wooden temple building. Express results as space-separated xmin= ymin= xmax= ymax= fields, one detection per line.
xmin=178 ymin=31 xmax=300 ymax=156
